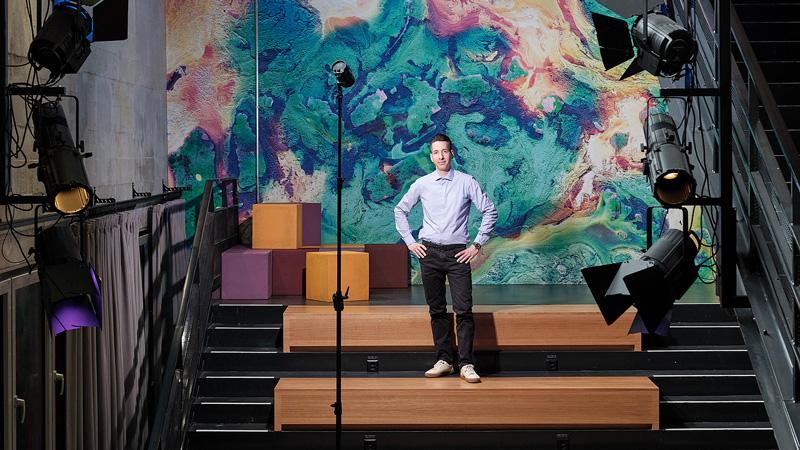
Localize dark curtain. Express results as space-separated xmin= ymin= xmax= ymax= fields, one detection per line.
xmin=65 ymin=199 xmax=187 ymax=450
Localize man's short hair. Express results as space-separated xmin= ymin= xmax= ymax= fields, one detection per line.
xmin=430 ymin=133 xmax=452 ymax=150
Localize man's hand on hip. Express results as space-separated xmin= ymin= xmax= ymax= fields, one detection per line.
xmin=455 ymin=244 xmax=479 ymax=264
xmin=408 ymin=242 xmax=427 ymax=259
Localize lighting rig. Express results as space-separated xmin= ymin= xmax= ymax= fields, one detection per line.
xmin=2 ymin=0 xmax=127 ymax=334
xmin=582 ymin=0 xmax=739 ymax=333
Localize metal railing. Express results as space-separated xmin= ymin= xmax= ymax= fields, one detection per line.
xmin=673 ymin=0 xmax=800 ymax=446
xmin=146 ymin=178 xmax=239 ymax=450
xmin=727 ymin=4 xmax=800 ymax=400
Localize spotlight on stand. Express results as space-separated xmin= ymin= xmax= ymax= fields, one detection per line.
xmin=33 ymin=100 xmax=93 ymax=215
xmin=643 ymin=112 xmax=696 ymax=205
xmin=592 ymin=1 xmax=697 ymax=80
xmin=331 ymin=60 xmax=355 ymax=88
xmin=36 ymin=225 xmax=102 ymax=336
xmin=581 ymin=228 xmax=700 ymax=334
xmin=28 ymin=1 xmax=93 ymax=77
xmin=28 ymin=0 xmax=130 ymax=78
xmin=329 ymin=58 xmax=356 ymax=450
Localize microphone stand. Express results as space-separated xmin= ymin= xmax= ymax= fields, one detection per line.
xmin=331 ymin=81 xmax=349 ymax=450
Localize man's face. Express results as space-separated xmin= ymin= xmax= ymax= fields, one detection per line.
xmin=430 ymin=140 xmax=453 ymax=172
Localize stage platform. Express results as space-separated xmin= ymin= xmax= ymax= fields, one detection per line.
xmin=189 ymin=284 xmax=777 ymax=450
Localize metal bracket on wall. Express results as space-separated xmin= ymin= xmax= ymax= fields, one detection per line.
xmin=162 ymin=180 xmax=190 ymax=194
xmin=132 ymin=183 xmax=151 ymax=198
xmin=92 ymin=187 xmax=116 ymax=205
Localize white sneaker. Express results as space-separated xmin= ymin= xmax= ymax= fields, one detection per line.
xmin=425 ymin=360 xmax=454 ymax=378
xmin=460 ymin=364 xmax=481 ymax=383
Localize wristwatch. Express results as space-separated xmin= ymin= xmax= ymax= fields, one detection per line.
xmin=473 ymin=242 xmax=482 ymax=250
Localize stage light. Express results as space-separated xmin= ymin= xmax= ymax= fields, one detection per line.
xmin=331 ymin=60 xmax=355 ymax=88
xmin=581 ymin=228 xmax=700 ymax=334
xmin=28 ymin=1 xmax=93 ymax=77
xmin=35 ymin=225 xmax=102 ymax=336
xmin=33 ymin=100 xmax=93 ymax=215
xmin=643 ymin=113 xmax=696 ymax=205
xmin=592 ymin=2 xmax=696 ymax=80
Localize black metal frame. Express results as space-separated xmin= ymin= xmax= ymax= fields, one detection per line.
xmin=641 ymin=2 xmax=737 ymax=306
xmin=645 ymin=204 xmax=691 ymax=249
xmin=146 ymin=178 xmax=240 ymax=450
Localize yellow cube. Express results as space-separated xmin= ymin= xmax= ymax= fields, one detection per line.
xmin=252 ymin=203 xmax=320 ymax=249
xmin=306 ymin=251 xmax=370 ymax=301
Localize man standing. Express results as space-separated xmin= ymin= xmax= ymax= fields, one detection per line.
xmin=394 ymin=133 xmax=498 ymax=383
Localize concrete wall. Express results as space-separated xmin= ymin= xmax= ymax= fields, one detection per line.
xmin=3 ymin=0 xmax=167 ymax=270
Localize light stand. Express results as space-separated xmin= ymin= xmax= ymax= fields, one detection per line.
xmin=330 ymin=59 xmax=354 ymax=450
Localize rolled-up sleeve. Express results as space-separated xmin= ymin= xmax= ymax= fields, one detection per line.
xmin=394 ymin=181 xmax=420 ymax=247
xmin=468 ymin=178 xmax=497 ymax=246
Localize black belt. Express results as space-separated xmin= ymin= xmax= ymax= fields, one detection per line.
xmin=421 ymin=240 xmax=466 ymax=250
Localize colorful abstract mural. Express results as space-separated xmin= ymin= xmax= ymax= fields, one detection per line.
xmin=166 ymin=0 xmax=688 ymax=284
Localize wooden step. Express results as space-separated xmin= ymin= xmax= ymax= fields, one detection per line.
xmin=282 ymin=305 xmax=641 ymax=352
xmin=471 ymin=305 xmax=641 ymax=350
xmin=273 ymin=377 xmax=659 ymax=431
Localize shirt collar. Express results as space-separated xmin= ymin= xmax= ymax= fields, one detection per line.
xmin=434 ymin=169 xmax=454 ymax=181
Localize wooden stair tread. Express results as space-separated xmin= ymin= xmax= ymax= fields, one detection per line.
xmin=274 ymin=376 xmax=659 ymax=431
xmin=282 ymin=305 xmax=641 ymax=351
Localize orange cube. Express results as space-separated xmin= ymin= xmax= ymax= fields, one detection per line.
xmin=252 ymin=203 xmax=321 ymax=249
xmin=306 ymin=251 xmax=370 ymax=301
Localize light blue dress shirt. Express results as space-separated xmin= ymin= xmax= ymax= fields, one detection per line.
xmin=394 ymin=169 xmax=498 ymax=247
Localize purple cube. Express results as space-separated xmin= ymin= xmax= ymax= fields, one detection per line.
xmin=222 ymin=246 xmax=272 ymax=300
xmin=301 ymin=203 xmax=322 ymax=247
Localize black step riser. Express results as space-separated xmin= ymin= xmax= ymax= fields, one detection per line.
xmin=742 ymin=22 xmax=800 ymax=41
xmin=192 ymin=404 xmax=273 ymax=424
xmin=213 ymin=304 xmax=734 ymax=324
xmin=652 ymin=376 xmax=760 ymax=396
xmin=764 ymin=130 xmax=800 ymax=153
xmin=739 ymin=62 xmax=800 ymax=83
xmin=201 ymin=351 xmax=753 ymax=372
xmin=670 ymin=304 xmax=737 ymax=323
xmin=197 ymin=377 xmax=279 ymax=398
xmin=661 ymin=402 xmax=768 ymax=423
xmin=769 ymin=83 xmax=800 ymax=103
xmin=186 ymin=429 xmax=777 ymax=450
xmin=749 ymin=42 xmax=800 ymax=62
xmin=736 ymin=4 xmax=800 ymax=22
xmin=211 ymin=305 xmax=286 ymax=325
xmin=207 ymin=328 xmax=281 ymax=347
xmin=203 ymin=327 xmax=740 ymax=349
xmin=759 ymin=106 xmax=800 ymax=129
xmin=659 ymin=327 xmax=744 ymax=346
xmin=196 ymin=374 xmax=759 ymax=400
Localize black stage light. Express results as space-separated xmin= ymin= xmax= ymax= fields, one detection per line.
xmin=331 ymin=60 xmax=355 ymax=88
xmin=33 ymin=100 xmax=93 ymax=215
xmin=28 ymin=1 xmax=93 ymax=77
xmin=581 ymin=228 xmax=700 ymax=333
xmin=36 ymin=225 xmax=102 ymax=336
xmin=592 ymin=2 xmax=696 ymax=80
xmin=643 ymin=112 xmax=695 ymax=205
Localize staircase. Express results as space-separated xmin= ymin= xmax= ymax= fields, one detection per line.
xmin=734 ymin=0 xmax=800 ymax=151
xmin=185 ymin=301 xmax=777 ymax=450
